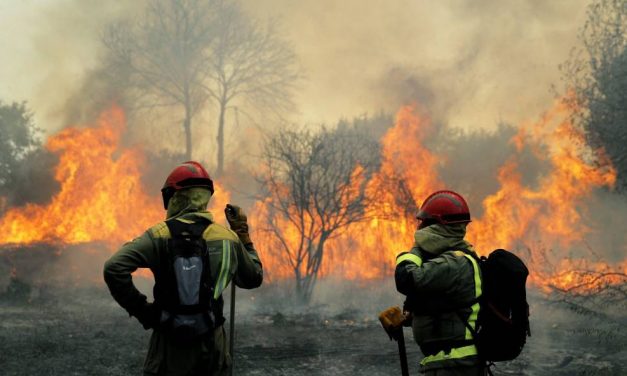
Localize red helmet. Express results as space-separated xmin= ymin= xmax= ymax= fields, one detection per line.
xmin=416 ymin=190 xmax=471 ymax=227
xmin=161 ymin=161 xmax=214 ymax=209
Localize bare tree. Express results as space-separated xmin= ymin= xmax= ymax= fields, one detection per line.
xmin=103 ymin=0 xmax=298 ymax=168
xmin=205 ymin=2 xmax=299 ymax=176
xmin=103 ymin=0 xmax=216 ymax=160
xmin=257 ymin=126 xmax=379 ymax=302
xmin=561 ymin=0 xmax=627 ymax=190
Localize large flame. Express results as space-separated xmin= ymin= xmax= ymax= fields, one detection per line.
xmin=250 ymin=105 xmax=444 ymax=282
xmin=252 ymin=99 xmax=624 ymax=293
xmin=466 ymin=98 xmax=621 ymax=290
xmin=1 ymin=100 xmax=623 ymax=294
xmin=0 ymin=106 xmax=229 ymax=249
xmin=326 ymin=105 xmax=443 ymax=280
xmin=468 ymin=99 xmax=616 ymax=252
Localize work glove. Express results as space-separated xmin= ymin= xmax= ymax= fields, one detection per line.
xmin=378 ymin=306 xmax=408 ymax=341
xmin=133 ymin=302 xmax=161 ymax=330
xmin=225 ymin=204 xmax=252 ymax=245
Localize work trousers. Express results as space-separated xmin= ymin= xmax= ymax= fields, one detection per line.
xmin=143 ymin=325 xmax=231 ymax=376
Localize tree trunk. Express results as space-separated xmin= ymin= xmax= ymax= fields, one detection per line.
xmin=183 ymin=100 xmax=193 ymax=161
xmin=297 ymin=234 xmax=328 ymax=303
xmin=183 ymin=117 xmax=192 ymax=161
xmin=216 ymin=99 xmax=226 ymax=176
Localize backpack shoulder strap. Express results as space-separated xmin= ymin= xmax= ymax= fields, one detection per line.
xmin=452 ymin=250 xmax=483 ymax=342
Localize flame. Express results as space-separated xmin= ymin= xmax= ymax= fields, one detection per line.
xmin=468 ymin=98 xmax=616 ymax=252
xmin=251 ymin=105 xmax=443 ymax=282
xmin=326 ymin=105 xmax=443 ymax=280
xmin=1 ymin=99 xmax=622 ymax=296
xmin=466 ymin=97 xmax=619 ymax=291
xmin=252 ymin=99 xmax=624 ymax=294
xmin=0 ymin=105 xmax=229 ymax=249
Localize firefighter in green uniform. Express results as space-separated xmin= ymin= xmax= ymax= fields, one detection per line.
xmin=395 ymin=190 xmax=485 ymax=376
xmin=104 ymin=161 xmax=263 ymax=376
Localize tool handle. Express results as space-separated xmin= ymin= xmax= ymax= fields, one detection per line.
xmin=397 ymin=329 xmax=410 ymax=376
xmin=229 ymin=282 xmax=236 ymax=376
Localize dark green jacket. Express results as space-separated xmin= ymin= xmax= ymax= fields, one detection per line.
xmin=104 ymin=211 xmax=263 ymax=375
xmin=395 ymin=224 xmax=482 ymax=372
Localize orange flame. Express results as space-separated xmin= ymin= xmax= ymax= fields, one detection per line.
xmin=326 ymin=105 xmax=443 ymax=280
xmin=251 ymin=105 xmax=444 ymax=282
xmin=0 ymin=105 xmax=229 ymax=249
xmin=252 ymin=99 xmax=623 ymax=293
xmin=1 ymin=100 xmax=622 ymax=295
xmin=466 ymin=98 xmax=619 ymax=291
xmin=468 ymin=98 xmax=616 ymax=252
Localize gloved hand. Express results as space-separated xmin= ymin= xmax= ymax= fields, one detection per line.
xmin=225 ymin=204 xmax=252 ymax=245
xmin=378 ymin=306 xmax=408 ymax=341
xmin=133 ymin=302 xmax=161 ymax=330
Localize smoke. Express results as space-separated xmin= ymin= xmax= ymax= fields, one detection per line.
xmin=0 ymin=0 xmax=597 ymax=210
xmin=2 ymin=149 xmax=59 ymax=207
xmin=0 ymin=1 xmax=140 ymax=133
xmin=0 ymin=1 xmax=590 ymax=136
xmin=244 ymin=0 xmax=589 ymax=129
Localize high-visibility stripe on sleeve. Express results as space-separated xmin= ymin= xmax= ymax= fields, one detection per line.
xmin=463 ymin=254 xmax=482 ymax=340
xmin=396 ymin=253 xmax=423 ymax=267
xmin=420 ymin=344 xmax=478 ymax=365
xmin=213 ymin=240 xmax=232 ymax=299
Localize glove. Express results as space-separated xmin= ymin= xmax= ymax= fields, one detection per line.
xmin=378 ymin=306 xmax=408 ymax=341
xmin=225 ymin=204 xmax=252 ymax=245
xmin=133 ymin=302 xmax=161 ymax=330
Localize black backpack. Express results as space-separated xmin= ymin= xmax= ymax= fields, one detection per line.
xmin=462 ymin=249 xmax=531 ymax=362
xmin=153 ymin=217 xmax=218 ymax=342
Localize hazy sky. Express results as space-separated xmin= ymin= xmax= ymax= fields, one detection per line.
xmin=0 ymin=0 xmax=590 ymax=134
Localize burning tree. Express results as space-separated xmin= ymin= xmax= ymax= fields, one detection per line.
xmin=255 ymin=126 xmax=380 ymax=302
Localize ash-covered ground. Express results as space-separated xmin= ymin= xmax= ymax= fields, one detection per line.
xmin=0 ymin=277 xmax=625 ymax=376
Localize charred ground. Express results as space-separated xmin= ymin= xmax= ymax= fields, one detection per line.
xmin=1 ymin=281 xmax=625 ymax=376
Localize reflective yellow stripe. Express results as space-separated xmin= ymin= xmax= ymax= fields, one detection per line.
xmin=420 ymin=345 xmax=478 ymax=365
xmin=463 ymin=254 xmax=482 ymax=340
xmin=213 ymin=240 xmax=232 ymax=299
xmin=396 ymin=253 xmax=422 ymax=266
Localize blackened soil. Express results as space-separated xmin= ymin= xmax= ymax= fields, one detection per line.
xmin=0 ymin=287 xmax=625 ymax=376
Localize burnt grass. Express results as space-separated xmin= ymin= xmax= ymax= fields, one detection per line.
xmin=0 ymin=284 xmax=626 ymax=376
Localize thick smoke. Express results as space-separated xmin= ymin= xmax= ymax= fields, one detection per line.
xmin=244 ymin=0 xmax=589 ymax=129
xmin=0 ymin=1 xmax=140 ymax=132
xmin=1 ymin=1 xmax=589 ymax=135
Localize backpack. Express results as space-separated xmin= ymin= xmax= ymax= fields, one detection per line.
xmin=153 ymin=217 xmax=218 ymax=343
xmin=462 ymin=249 xmax=531 ymax=362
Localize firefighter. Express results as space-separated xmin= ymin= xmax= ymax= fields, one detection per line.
xmin=104 ymin=161 xmax=263 ymax=376
xmin=395 ymin=190 xmax=484 ymax=376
